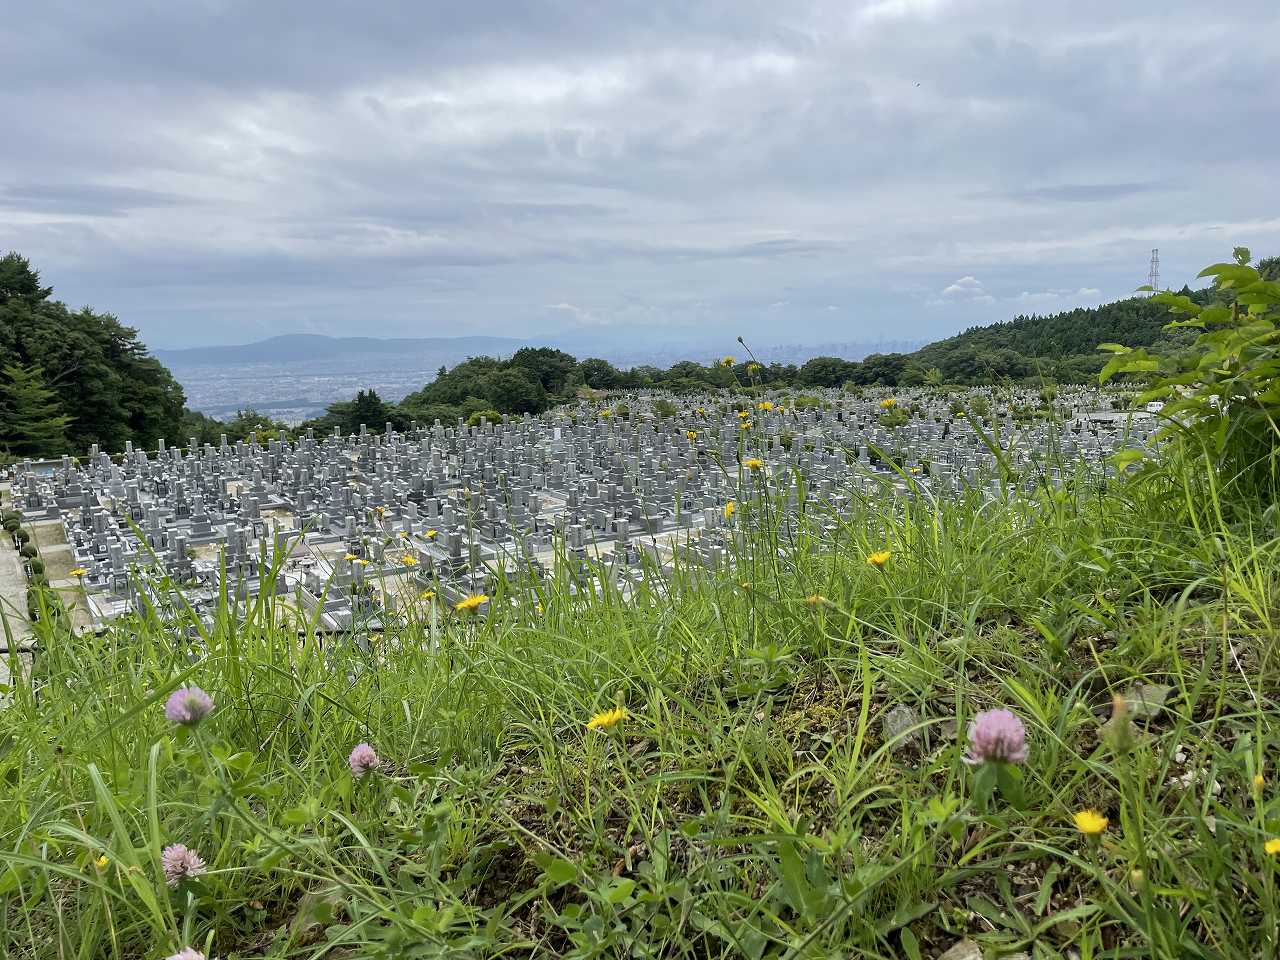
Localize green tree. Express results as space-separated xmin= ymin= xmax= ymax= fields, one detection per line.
xmin=578 ymin=358 xmax=621 ymax=389
xmin=0 ymin=253 xmax=187 ymax=452
xmin=797 ymin=356 xmax=857 ymax=387
xmin=0 ymin=253 xmax=52 ymax=306
xmin=480 ymin=369 xmax=546 ymax=414
xmin=351 ymin=389 xmax=391 ymax=430
xmin=0 ymin=362 xmax=73 ymax=457
xmin=509 ymin=347 xmax=578 ymax=395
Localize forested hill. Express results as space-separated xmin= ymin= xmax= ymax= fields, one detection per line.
xmin=906 ymin=290 xmax=1212 ymax=384
xmin=0 ymin=253 xmax=188 ymax=457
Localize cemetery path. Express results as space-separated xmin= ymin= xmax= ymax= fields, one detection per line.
xmin=1 ymin=483 xmax=33 ymax=691
xmin=0 ymin=545 xmax=31 ymax=690
xmin=0 ymin=543 xmax=30 ymax=643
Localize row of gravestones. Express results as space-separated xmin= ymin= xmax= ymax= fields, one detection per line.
xmin=9 ymin=386 xmax=1154 ymax=628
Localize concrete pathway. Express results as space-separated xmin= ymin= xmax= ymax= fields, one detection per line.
xmin=0 ymin=483 xmax=33 ymax=691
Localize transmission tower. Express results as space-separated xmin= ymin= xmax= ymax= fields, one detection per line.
xmin=1147 ymin=248 xmax=1160 ymax=293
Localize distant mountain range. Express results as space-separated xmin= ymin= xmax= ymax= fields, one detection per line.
xmin=155 ymin=332 xmax=920 ymax=374
xmin=155 ymin=333 xmax=528 ymax=367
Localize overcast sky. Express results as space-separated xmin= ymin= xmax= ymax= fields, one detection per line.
xmin=3 ymin=0 xmax=1278 ymax=350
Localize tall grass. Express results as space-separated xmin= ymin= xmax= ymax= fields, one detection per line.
xmin=2 ymin=449 xmax=1278 ymax=959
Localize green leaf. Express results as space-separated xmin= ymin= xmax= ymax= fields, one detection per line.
xmin=971 ymin=761 xmax=997 ymax=809
xmin=777 ymin=839 xmax=811 ymax=916
xmin=1109 ymin=449 xmax=1147 ymax=472
xmin=1034 ymin=863 xmax=1061 ymax=915
xmin=605 ymin=877 xmax=635 ymax=903
xmin=532 ymin=852 xmax=578 ymax=886
xmin=1152 ymin=292 xmax=1201 ymax=314
xmin=995 ymin=761 xmax=1025 ymax=809
xmin=899 ymin=926 xmax=923 ymax=960
xmin=0 ymin=864 xmax=25 ymax=896
xmin=1197 ymin=305 xmax=1233 ymax=325
xmin=282 ymin=797 xmax=322 ymax=826
xmin=1198 ymin=263 xmax=1260 ymax=287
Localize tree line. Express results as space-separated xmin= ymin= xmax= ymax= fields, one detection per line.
xmin=5 ymin=250 xmax=1273 ymax=459
xmin=0 ymin=253 xmax=189 ymax=459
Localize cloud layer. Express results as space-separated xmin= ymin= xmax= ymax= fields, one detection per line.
xmin=2 ymin=0 xmax=1278 ymax=348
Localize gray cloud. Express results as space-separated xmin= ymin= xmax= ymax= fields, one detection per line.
xmin=0 ymin=183 xmax=191 ymax=216
xmin=2 ymin=0 xmax=1278 ymax=348
xmin=979 ymin=182 xmax=1169 ymax=204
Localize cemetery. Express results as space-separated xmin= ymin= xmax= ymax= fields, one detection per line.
xmin=4 ymin=386 xmax=1153 ymax=634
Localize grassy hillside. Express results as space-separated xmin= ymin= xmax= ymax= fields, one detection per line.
xmin=3 ymin=448 xmax=1279 ymax=958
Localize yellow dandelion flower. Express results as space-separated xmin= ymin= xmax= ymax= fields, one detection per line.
xmin=756 ymin=401 xmax=773 ymax=412
xmin=398 ymin=531 xmax=408 ymax=539
xmin=744 ymin=457 xmax=764 ymax=471
xmin=357 ymin=558 xmax=371 ymax=566
xmin=724 ymin=501 xmax=736 ymax=520
xmin=94 ymin=855 xmax=109 ymax=870
xmin=880 ymin=397 xmax=897 ymax=410
xmin=740 ymin=581 xmax=752 ymax=591
xmin=455 ymin=593 xmax=488 ymax=612
xmin=866 ymin=550 xmax=891 ymax=567
xmin=426 ymin=529 xmax=438 ymax=539
xmin=1266 ymin=838 xmax=1280 ymax=856
xmin=695 ymin=407 xmax=706 ymax=417
xmin=720 ymin=356 xmax=736 ymax=368
xmin=419 ymin=589 xmax=436 ymax=601
xmin=400 ymin=554 xmax=419 ymax=567
xmin=343 ymin=553 xmax=358 ymax=561
xmin=1073 ymin=809 xmax=1108 ymax=834
xmin=747 ymin=362 xmax=762 ymax=374
xmin=740 ymin=420 xmax=753 ymax=430
xmin=69 ymin=567 xmax=89 ymax=577
xmin=600 ymin=409 xmax=613 ymax=418
xmin=805 ymin=594 xmax=828 ymax=606
xmin=587 ymin=706 xmax=628 ymax=730
xmin=535 ymin=602 xmax=544 ymax=615
xmin=686 ymin=430 xmax=698 ymax=441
